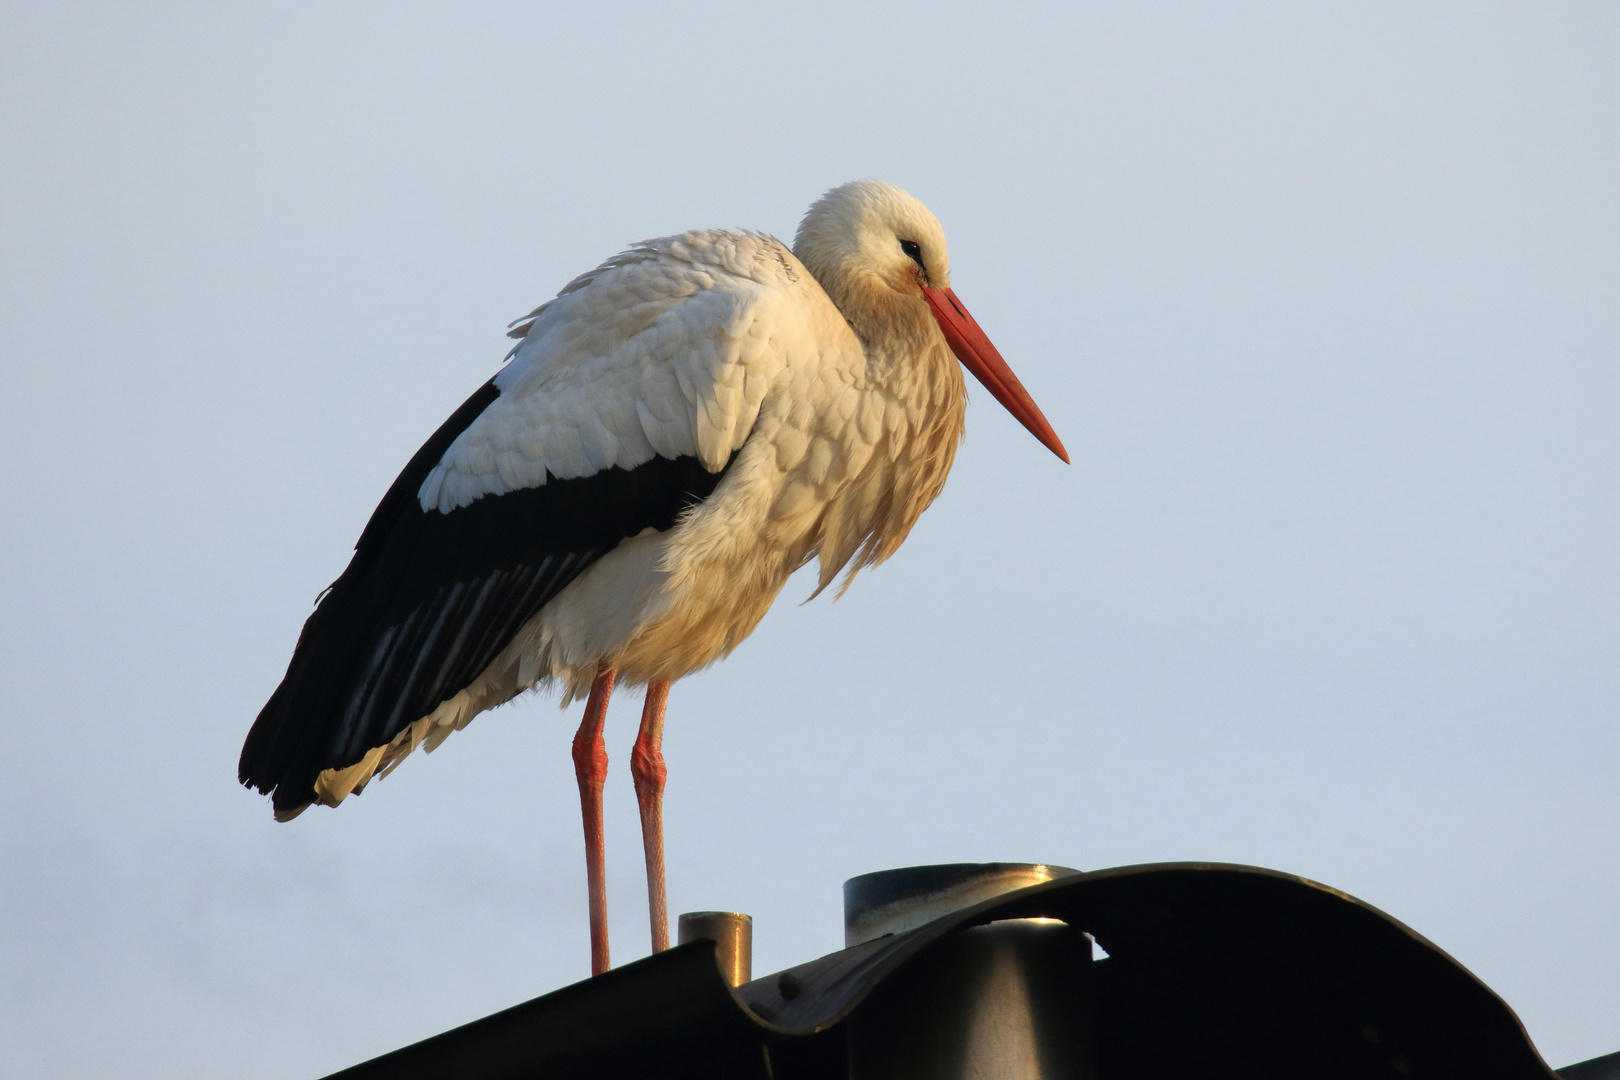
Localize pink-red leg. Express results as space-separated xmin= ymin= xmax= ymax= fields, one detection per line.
xmin=571 ymin=664 xmax=616 ymax=976
xmin=631 ymin=678 xmax=671 ymax=953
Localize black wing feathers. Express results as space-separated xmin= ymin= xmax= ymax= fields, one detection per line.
xmin=240 ymin=379 xmax=733 ymax=815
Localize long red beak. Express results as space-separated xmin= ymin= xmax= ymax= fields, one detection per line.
xmin=923 ymin=287 xmax=1069 ymax=463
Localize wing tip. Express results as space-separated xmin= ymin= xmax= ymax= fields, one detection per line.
xmin=273 ymin=800 xmax=310 ymax=823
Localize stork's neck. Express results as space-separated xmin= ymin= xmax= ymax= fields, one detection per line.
xmin=805 ymin=262 xmax=944 ymax=383
xmin=786 ymin=256 xmax=968 ymax=600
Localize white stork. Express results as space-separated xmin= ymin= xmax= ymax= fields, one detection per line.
xmin=240 ymin=180 xmax=1067 ymax=975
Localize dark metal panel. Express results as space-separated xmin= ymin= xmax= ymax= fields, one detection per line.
xmin=742 ymin=863 xmax=1558 ymax=1079
xmin=1560 ymin=1051 xmax=1620 ymax=1080
xmin=321 ymin=941 xmax=765 ymax=1080
xmin=321 ymin=863 xmax=1562 ymax=1080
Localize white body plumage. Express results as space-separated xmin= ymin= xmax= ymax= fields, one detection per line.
xmin=313 ymin=188 xmax=973 ymax=807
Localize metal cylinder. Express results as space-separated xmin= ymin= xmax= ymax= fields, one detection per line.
xmin=843 ymin=864 xmax=1095 ymax=1080
xmin=677 ymin=911 xmax=752 ymax=987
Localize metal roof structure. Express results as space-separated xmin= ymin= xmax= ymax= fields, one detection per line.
xmin=320 ymin=861 xmax=1595 ymax=1080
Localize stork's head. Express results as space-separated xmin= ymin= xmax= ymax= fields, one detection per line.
xmin=793 ymin=178 xmax=952 ymax=301
xmin=793 ymin=179 xmax=1070 ymax=464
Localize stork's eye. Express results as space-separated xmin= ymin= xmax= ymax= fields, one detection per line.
xmin=899 ymin=239 xmax=924 ymax=268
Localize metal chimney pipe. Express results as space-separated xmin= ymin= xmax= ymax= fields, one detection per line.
xmin=676 ymin=911 xmax=752 ymax=987
xmin=843 ymin=864 xmax=1096 ymax=1080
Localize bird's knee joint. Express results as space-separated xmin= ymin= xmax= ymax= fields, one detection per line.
xmin=571 ymin=733 xmax=609 ymax=786
xmin=630 ymin=743 xmax=667 ymax=794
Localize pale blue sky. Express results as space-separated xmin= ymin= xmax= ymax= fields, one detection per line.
xmin=2 ymin=2 xmax=1616 ymax=1075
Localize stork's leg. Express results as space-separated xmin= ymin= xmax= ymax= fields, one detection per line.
xmin=631 ymin=677 xmax=671 ymax=953
xmin=571 ymin=664 xmax=616 ymax=976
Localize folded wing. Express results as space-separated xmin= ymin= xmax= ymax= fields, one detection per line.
xmin=239 ymin=235 xmax=796 ymax=818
